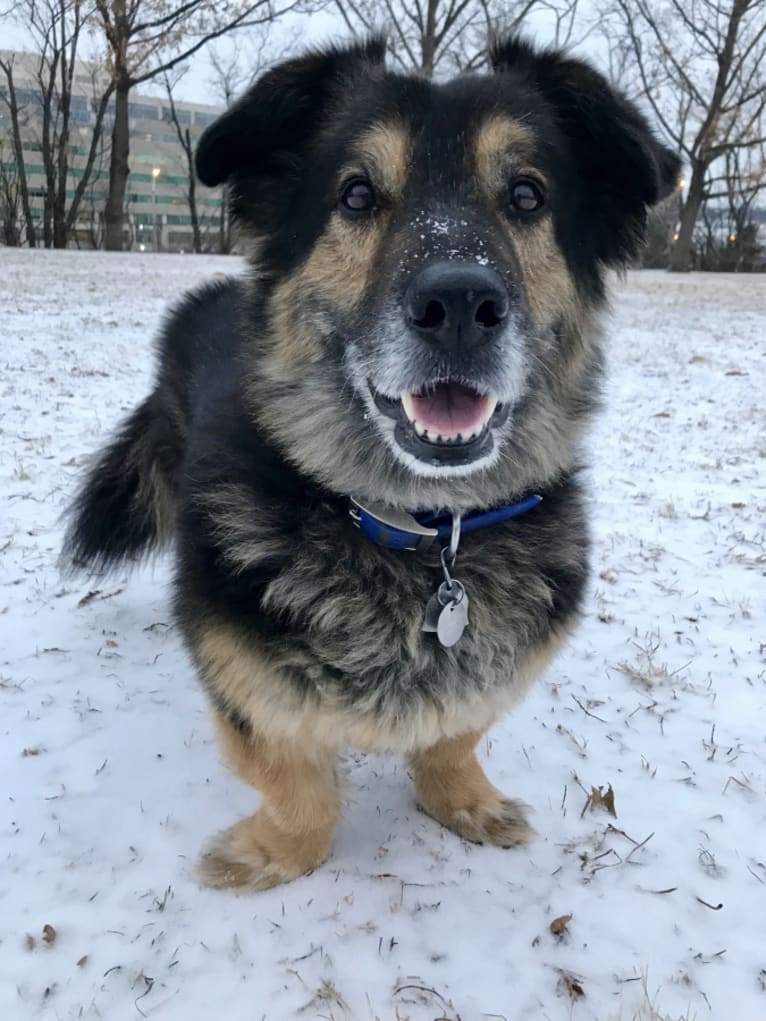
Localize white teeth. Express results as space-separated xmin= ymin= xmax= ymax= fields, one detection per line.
xmin=399 ymin=389 xmax=499 ymax=444
xmin=401 ymin=392 xmax=416 ymax=422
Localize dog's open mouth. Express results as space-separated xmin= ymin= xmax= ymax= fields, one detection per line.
xmin=371 ymin=380 xmax=508 ymax=466
xmin=402 ymin=383 xmax=497 ymax=442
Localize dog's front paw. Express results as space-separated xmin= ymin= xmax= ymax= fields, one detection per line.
xmin=196 ymin=811 xmax=333 ymax=891
xmin=446 ymin=795 xmax=534 ymax=848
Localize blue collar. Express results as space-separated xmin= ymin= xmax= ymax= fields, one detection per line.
xmin=350 ymin=493 xmax=542 ymax=551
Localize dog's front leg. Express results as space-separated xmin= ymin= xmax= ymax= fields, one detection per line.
xmin=197 ymin=708 xmax=340 ymax=891
xmin=410 ymin=730 xmax=534 ymax=848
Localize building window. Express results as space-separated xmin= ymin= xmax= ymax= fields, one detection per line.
xmin=129 ymin=102 xmax=159 ymax=121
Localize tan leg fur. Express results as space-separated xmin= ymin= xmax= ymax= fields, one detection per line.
xmin=197 ymin=709 xmax=340 ymax=891
xmin=410 ymin=731 xmax=533 ymax=847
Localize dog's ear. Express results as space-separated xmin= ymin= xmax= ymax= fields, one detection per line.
xmin=491 ymin=36 xmax=681 ymax=264
xmin=196 ymin=37 xmax=386 ymax=188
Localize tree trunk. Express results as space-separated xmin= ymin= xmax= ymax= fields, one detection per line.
xmin=185 ymin=128 xmax=202 ymax=253
xmin=54 ymin=59 xmax=71 ymax=248
xmin=38 ymin=60 xmax=56 ymax=249
xmin=53 ymin=124 xmax=70 ymax=247
xmin=104 ymin=80 xmax=131 ymax=251
xmin=421 ymin=0 xmax=439 ymax=77
xmin=67 ymin=87 xmax=114 ymax=236
xmin=0 ymin=64 xmax=37 ymax=247
xmin=669 ymin=164 xmax=706 ymax=272
xmin=53 ymin=211 xmax=69 ymax=248
xmin=42 ymin=193 xmax=54 ymax=248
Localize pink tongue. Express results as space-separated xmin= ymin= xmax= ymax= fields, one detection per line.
xmin=410 ymin=382 xmax=490 ymax=435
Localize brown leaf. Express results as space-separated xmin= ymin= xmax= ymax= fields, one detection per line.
xmin=77 ymin=590 xmax=101 ymax=608
xmin=104 ymin=639 xmax=118 ymax=648
xmin=601 ymin=784 xmax=616 ymax=816
xmin=549 ymin=913 xmax=572 ymax=937
xmin=725 ymin=369 xmax=745 ymax=376
xmin=557 ymin=969 xmax=585 ymax=1000
xmin=582 ymin=784 xmax=617 ymax=818
xmin=76 ymin=955 xmax=88 ymax=968
xmin=42 ymin=924 xmax=57 ymax=945
xmin=731 ymin=502 xmax=745 ymax=509
xmin=653 ymin=411 xmax=671 ymax=418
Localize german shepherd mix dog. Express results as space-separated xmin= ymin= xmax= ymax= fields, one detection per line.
xmin=64 ymin=37 xmax=679 ymax=891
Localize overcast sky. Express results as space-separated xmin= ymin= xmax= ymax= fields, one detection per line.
xmin=2 ymin=2 xmax=604 ymax=109
xmin=169 ymin=3 xmax=604 ymax=107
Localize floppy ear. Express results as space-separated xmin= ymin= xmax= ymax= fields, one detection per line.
xmin=491 ymin=37 xmax=681 ymax=265
xmin=196 ymin=37 xmax=386 ymax=188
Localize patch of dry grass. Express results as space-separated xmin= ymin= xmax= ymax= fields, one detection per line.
xmin=609 ymin=973 xmax=696 ymax=1021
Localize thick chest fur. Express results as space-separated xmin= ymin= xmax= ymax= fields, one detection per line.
xmin=178 ymin=474 xmax=588 ymax=751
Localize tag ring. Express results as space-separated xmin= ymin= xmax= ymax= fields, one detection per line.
xmin=448 ymin=512 xmax=461 ymax=564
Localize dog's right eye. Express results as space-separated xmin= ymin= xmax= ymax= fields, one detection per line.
xmin=508 ymin=176 xmax=546 ymax=216
xmin=340 ymin=177 xmax=376 ymax=217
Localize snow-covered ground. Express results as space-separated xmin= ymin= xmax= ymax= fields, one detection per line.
xmin=0 ymin=248 xmax=764 ymax=1021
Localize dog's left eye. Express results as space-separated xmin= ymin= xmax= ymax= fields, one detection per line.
xmin=340 ymin=177 xmax=376 ymax=216
xmin=509 ymin=177 xmax=546 ymax=215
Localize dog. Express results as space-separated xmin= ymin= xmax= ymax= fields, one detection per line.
xmin=63 ymin=36 xmax=679 ymax=891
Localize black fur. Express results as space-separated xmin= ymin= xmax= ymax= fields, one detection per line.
xmin=63 ymin=281 xmax=245 ymax=571
xmin=64 ymin=37 xmax=678 ymax=756
xmin=196 ymin=38 xmax=386 ymax=191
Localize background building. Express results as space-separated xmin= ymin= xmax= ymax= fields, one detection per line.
xmin=0 ymin=50 xmax=225 ymax=251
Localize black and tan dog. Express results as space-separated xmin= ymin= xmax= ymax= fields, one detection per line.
xmin=64 ymin=36 xmax=679 ymax=891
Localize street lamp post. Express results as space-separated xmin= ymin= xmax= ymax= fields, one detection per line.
xmin=151 ymin=167 xmax=161 ymax=251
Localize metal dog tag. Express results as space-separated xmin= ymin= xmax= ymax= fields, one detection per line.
xmin=422 ymin=579 xmax=462 ymax=633
xmin=423 ymin=579 xmax=469 ymax=646
xmin=421 ymin=513 xmax=470 ymax=646
xmin=422 ymin=591 xmax=444 ymax=633
xmin=437 ymin=589 xmax=469 ymax=647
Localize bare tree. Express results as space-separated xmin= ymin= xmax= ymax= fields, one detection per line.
xmin=79 ymin=110 xmax=112 ymax=247
xmin=94 ymin=0 xmax=304 ymax=251
xmin=608 ymin=0 xmax=766 ymax=272
xmin=332 ymin=0 xmax=582 ymax=78
xmin=1 ymin=0 xmax=114 ymax=248
xmin=724 ymin=145 xmax=765 ymax=255
xmin=205 ymin=29 xmax=289 ymax=253
xmin=162 ymin=69 xmax=202 ymax=252
xmin=701 ymin=143 xmax=766 ymax=269
xmin=0 ymin=54 xmax=38 ymax=246
xmin=206 ymin=29 xmax=288 ymax=102
xmin=0 ymin=134 xmax=23 ymax=244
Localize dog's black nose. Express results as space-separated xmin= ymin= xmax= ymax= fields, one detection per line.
xmin=405 ymin=262 xmax=509 ymax=354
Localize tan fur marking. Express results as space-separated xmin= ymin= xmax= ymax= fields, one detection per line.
xmin=511 ymin=217 xmax=578 ymax=329
xmin=265 ymin=121 xmax=411 ymax=371
xmin=410 ymin=730 xmax=533 ymax=847
xmin=193 ymin=624 xmax=570 ymax=882
xmin=195 ymin=622 xmax=569 ymax=757
xmin=472 ymin=115 xmax=577 ymax=330
xmin=266 ymin=213 xmax=381 ymax=370
xmin=351 ymin=122 xmax=411 ymax=199
xmin=197 ymin=708 xmax=340 ymax=890
xmin=474 ymin=115 xmax=535 ymax=194
xmin=302 ymin=213 xmax=381 ymax=307
xmin=266 ymin=277 xmax=325 ymax=369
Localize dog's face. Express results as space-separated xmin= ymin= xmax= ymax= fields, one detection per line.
xmin=197 ymin=38 xmax=679 ymax=509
